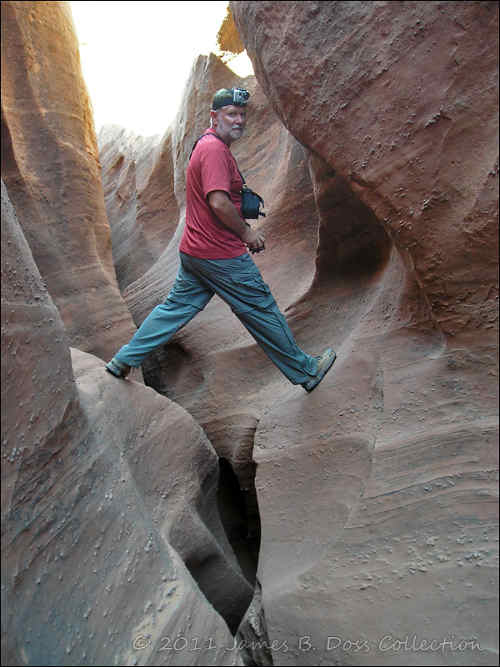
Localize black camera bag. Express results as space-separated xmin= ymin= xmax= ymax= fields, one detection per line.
xmin=241 ymin=185 xmax=265 ymax=219
xmin=190 ymin=133 xmax=266 ymax=220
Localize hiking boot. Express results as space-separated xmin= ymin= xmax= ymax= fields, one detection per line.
xmin=302 ymin=348 xmax=337 ymax=393
xmin=105 ymin=357 xmax=131 ymax=379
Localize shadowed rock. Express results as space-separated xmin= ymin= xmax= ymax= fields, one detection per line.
xmin=1 ymin=178 xmax=245 ymax=666
xmin=1 ymin=2 xmax=258 ymax=663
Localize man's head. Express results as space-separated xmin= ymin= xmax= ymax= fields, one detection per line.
xmin=210 ymin=87 xmax=249 ymax=145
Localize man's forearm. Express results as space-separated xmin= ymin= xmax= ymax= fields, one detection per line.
xmin=208 ymin=191 xmax=265 ymax=251
xmin=211 ymin=195 xmax=249 ymax=240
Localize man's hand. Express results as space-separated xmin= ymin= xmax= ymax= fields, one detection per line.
xmin=242 ymin=226 xmax=265 ymax=253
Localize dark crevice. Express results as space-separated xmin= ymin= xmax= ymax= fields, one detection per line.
xmin=142 ymin=358 xmax=267 ymax=652
xmin=217 ymin=457 xmax=261 ymax=586
xmin=307 ymin=151 xmax=393 ymax=286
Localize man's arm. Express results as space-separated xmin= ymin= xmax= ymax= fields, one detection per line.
xmin=208 ymin=191 xmax=265 ymax=251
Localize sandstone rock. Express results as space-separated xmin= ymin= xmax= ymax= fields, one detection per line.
xmin=71 ymin=348 xmax=252 ymax=640
xmin=235 ymin=581 xmax=273 ymax=666
xmin=98 ymin=125 xmax=179 ymax=292
xmin=233 ymin=0 xmax=499 ymax=343
xmin=1 ymin=1 xmax=136 ymax=360
xmin=2 ymin=175 xmax=249 ymax=664
xmin=1 ymin=178 xmax=85 ymax=575
xmin=217 ymin=5 xmax=245 ymax=56
xmin=99 ymin=56 xmax=321 ymax=607
xmin=4 ymin=351 xmax=245 ymax=665
xmin=101 ymin=51 xmax=319 ymax=406
xmin=226 ymin=2 xmax=499 ymax=664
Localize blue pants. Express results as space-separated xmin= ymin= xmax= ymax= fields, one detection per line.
xmin=115 ymin=252 xmax=318 ymax=385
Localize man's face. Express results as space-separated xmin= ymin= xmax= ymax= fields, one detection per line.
xmin=212 ymin=105 xmax=247 ymax=144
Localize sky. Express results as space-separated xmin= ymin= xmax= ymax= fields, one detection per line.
xmin=69 ymin=1 xmax=253 ymax=137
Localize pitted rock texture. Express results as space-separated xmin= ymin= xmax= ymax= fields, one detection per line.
xmin=232 ymin=0 xmax=499 ymax=342
xmin=1 ymin=1 xmax=136 ymax=360
xmin=2 ymin=178 xmax=246 ymax=666
xmin=99 ymin=11 xmax=498 ymax=658
xmin=2 ymin=2 xmax=255 ymax=664
xmin=1 ymin=179 xmax=85 ymax=548
xmin=227 ymin=2 xmax=498 ymax=664
xmin=99 ymin=2 xmax=499 ymax=665
xmin=3 ymin=0 xmax=497 ymax=664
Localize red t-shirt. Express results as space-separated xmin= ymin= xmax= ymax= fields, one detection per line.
xmin=179 ymin=128 xmax=247 ymax=259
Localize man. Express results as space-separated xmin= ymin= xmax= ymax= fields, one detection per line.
xmin=106 ymin=87 xmax=336 ymax=392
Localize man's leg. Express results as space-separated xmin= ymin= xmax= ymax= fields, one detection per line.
xmin=109 ymin=259 xmax=214 ymax=371
xmin=229 ymin=300 xmax=319 ymax=384
xmin=181 ymin=252 xmax=320 ymax=385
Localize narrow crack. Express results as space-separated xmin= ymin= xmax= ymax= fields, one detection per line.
xmin=217 ymin=456 xmax=260 ymax=586
xmin=141 ymin=360 xmax=271 ymax=662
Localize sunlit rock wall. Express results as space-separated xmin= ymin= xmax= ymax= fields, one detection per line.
xmin=1 ymin=0 xmax=136 ymax=360
xmin=1 ymin=3 xmax=254 ymax=665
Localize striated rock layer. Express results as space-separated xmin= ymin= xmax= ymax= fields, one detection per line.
xmin=98 ymin=54 xmax=321 ymax=602
xmin=98 ymin=126 xmax=178 ymax=292
xmin=2 ymin=179 xmax=244 ymax=666
xmin=2 ymin=2 xmax=257 ymax=664
xmin=99 ymin=1 xmax=500 ymax=664
xmin=228 ymin=2 xmax=499 ymax=665
xmin=1 ymin=1 xmax=136 ymax=360
xmin=5 ymin=0 xmax=492 ymax=664
xmin=98 ymin=9 xmax=498 ymax=657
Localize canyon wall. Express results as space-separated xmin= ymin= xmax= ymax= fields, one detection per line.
xmin=1 ymin=1 xmax=137 ymax=360
xmin=1 ymin=2 xmax=252 ymax=665
xmin=1 ymin=0 xmax=498 ymax=666
xmin=229 ymin=2 xmax=499 ymax=665
xmin=97 ymin=54 xmax=322 ymax=603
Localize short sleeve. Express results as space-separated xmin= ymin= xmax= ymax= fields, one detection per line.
xmin=198 ymin=140 xmax=232 ymax=200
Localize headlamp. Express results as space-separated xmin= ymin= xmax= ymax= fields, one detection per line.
xmin=232 ymin=88 xmax=250 ymax=106
xmin=212 ymin=87 xmax=250 ymax=110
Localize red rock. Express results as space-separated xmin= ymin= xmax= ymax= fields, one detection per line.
xmin=227 ymin=1 xmax=499 ymax=662
xmin=99 ymin=57 xmax=321 ymax=598
xmin=232 ymin=0 xmax=499 ymax=342
xmin=1 ymin=179 xmax=85 ymax=547
xmin=1 ymin=1 xmax=136 ymax=360
xmin=98 ymin=126 xmax=179 ymax=291
xmin=1 ymin=4 xmax=256 ymax=662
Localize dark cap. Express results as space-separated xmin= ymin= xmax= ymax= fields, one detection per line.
xmin=211 ymin=87 xmax=250 ymax=110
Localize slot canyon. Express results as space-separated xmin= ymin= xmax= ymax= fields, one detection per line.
xmin=1 ymin=2 xmax=498 ymax=666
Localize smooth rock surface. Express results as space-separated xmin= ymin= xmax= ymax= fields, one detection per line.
xmin=99 ymin=55 xmax=321 ymax=589
xmin=1 ymin=1 xmax=136 ymax=360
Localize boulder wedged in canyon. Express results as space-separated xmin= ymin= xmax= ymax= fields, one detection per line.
xmin=2 ymin=179 xmax=246 ymax=665
xmin=228 ymin=2 xmax=499 ymax=664
xmin=1 ymin=1 xmax=136 ymax=361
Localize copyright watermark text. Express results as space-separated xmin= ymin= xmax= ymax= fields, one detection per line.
xmin=132 ymin=632 xmax=484 ymax=655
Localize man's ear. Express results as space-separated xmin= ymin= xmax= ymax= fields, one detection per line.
xmin=210 ymin=109 xmax=218 ymax=128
